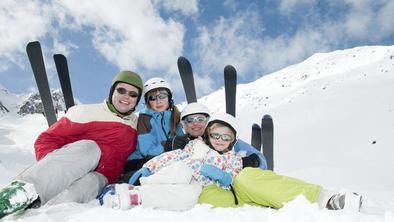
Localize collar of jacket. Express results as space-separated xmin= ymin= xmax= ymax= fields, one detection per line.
xmin=140 ymin=107 xmax=172 ymax=119
xmin=105 ymin=100 xmax=133 ymax=118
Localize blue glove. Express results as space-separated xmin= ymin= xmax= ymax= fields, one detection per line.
xmin=128 ymin=167 xmax=151 ymax=185
xmin=97 ymin=184 xmax=116 ymax=206
xmin=200 ymin=164 xmax=232 ymax=187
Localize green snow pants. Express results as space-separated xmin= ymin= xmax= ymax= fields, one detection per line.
xmin=198 ymin=167 xmax=322 ymax=209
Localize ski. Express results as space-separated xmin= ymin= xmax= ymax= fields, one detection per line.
xmin=177 ymin=56 xmax=197 ymax=103
xmin=54 ymin=54 xmax=75 ymax=110
xmin=261 ymin=115 xmax=274 ymax=170
xmin=26 ymin=41 xmax=57 ymax=127
xmin=224 ymin=65 xmax=237 ymax=117
xmin=251 ymin=123 xmax=262 ymax=152
xmin=0 ymin=101 xmax=9 ymax=113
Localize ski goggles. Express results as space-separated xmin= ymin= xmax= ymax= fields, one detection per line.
xmin=184 ymin=116 xmax=208 ymax=124
xmin=209 ymin=132 xmax=233 ymax=142
xmin=116 ymin=87 xmax=139 ymax=98
xmin=148 ymin=92 xmax=169 ymax=101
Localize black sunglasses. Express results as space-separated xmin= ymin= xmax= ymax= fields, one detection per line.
xmin=148 ymin=92 xmax=168 ymax=101
xmin=116 ymin=87 xmax=139 ymax=98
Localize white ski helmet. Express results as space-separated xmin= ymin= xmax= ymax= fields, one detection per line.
xmin=207 ymin=113 xmax=239 ymax=139
xmin=142 ymin=77 xmax=172 ymax=97
xmin=181 ymin=102 xmax=210 ymax=120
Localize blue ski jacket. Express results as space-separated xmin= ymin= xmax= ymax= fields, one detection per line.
xmin=128 ymin=108 xmax=184 ymax=160
xmin=234 ymin=139 xmax=268 ymax=170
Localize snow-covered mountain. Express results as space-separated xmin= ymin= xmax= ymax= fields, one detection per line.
xmin=0 ymin=86 xmax=67 ymax=116
xmin=1 ymin=45 xmax=394 ymax=221
xmin=17 ymin=89 xmax=66 ymax=116
xmin=0 ymin=85 xmax=21 ymax=114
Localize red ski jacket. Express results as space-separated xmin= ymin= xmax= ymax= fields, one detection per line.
xmin=34 ymin=103 xmax=138 ymax=183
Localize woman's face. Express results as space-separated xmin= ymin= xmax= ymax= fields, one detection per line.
xmin=183 ymin=114 xmax=209 ymax=138
xmin=111 ymin=82 xmax=139 ymax=113
xmin=208 ymin=125 xmax=234 ymax=152
xmin=147 ymin=89 xmax=169 ymax=112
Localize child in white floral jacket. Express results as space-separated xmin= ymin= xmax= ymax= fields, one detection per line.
xmin=98 ymin=113 xmax=242 ymax=211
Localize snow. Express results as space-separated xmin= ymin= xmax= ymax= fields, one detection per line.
xmin=1 ymin=45 xmax=394 ymax=221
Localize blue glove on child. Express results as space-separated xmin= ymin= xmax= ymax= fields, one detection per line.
xmin=128 ymin=167 xmax=151 ymax=185
xmin=200 ymin=164 xmax=232 ymax=187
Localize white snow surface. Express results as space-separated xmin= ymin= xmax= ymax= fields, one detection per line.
xmin=1 ymin=45 xmax=394 ymax=221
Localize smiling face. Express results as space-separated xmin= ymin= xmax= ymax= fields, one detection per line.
xmin=183 ymin=114 xmax=209 ymax=138
xmin=207 ymin=123 xmax=235 ymax=152
xmin=111 ymin=82 xmax=139 ymax=113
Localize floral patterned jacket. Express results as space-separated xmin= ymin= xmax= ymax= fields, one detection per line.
xmin=143 ymin=139 xmax=243 ymax=189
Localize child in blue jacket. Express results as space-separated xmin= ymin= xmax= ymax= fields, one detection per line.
xmin=117 ymin=77 xmax=184 ymax=183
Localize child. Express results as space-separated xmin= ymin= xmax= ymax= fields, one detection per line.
xmin=117 ymin=77 xmax=184 ymax=183
xmin=99 ymin=113 xmax=242 ymax=211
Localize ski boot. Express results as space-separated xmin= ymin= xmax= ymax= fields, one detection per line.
xmin=326 ymin=191 xmax=363 ymax=212
xmin=98 ymin=183 xmax=141 ymax=210
xmin=0 ymin=180 xmax=39 ymax=219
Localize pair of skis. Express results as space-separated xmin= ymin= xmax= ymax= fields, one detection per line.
xmin=177 ymin=56 xmax=237 ymax=114
xmin=26 ymin=41 xmax=75 ymax=127
xmin=221 ymin=64 xmax=275 ymax=171
xmin=251 ymin=116 xmax=274 ymax=170
xmin=177 ymin=56 xmax=274 ymax=170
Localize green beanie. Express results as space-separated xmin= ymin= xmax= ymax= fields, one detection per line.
xmin=108 ymin=70 xmax=143 ymax=113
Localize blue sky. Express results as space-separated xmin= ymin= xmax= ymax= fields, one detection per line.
xmin=1 ymin=0 xmax=393 ymax=109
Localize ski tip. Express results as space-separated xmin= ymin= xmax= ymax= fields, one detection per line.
xmin=177 ymin=56 xmax=191 ymax=65
xmin=263 ymin=114 xmax=272 ymax=120
xmin=252 ymin=123 xmax=261 ymax=130
xmin=26 ymin=41 xmax=41 ymax=51
xmin=224 ymin=65 xmax=236 ymax=73
xmin=54 ymin=54 xmax=66 ymax=60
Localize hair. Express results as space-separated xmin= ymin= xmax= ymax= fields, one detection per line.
xmin=171 ymin=106 xmax=181 ymax=137
xmin=203 ymin=122 xmax=235 ymax=153
xmin=146 ymin=88 xmax=180 ymax=137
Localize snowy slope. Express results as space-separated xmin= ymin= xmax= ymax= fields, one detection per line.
xmin=1 ymin=45 xmax=394 ymax=221
xmin=200 ymin=45 xmax=394 ymax=193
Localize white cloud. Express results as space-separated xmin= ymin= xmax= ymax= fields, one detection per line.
xmin=193 ymin=73 xmax=216 ymax=96
xmin=223 ymin=0 xmax=241 ymax=11
xmin=340 ymin=0 xmax=394 ymax=40
xmin=192 ymin=9 xmax=332 ymax=80
xmin=0 ymin=0 xmax=187 ymax=79
xmin=56 ymin=0 xmax=185 ymax=74
xmin=278 ymin=0 xmax=394 ymax=42
xmin=153 ymin=0 xmax=199 ymax=16
xmin=0 ymin=0 xmax=53 ymax=69
xmin=193 ymin=10 xmax=267 ymax=78
xmin=262 ymin=30 xmax=331 ymax=72
xmin=52 ymin=39 xmax=78 ymax=57
xmin=376 ymin=0 xmax=394 ymax=36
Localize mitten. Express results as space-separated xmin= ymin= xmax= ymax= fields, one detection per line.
xmin=200 ymin=164 xmax=232 ymax=187
xmin=242 ymin=153 xmax=260 ymax=168
xmin=128 ymin=167 xmax=151 ymax=185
